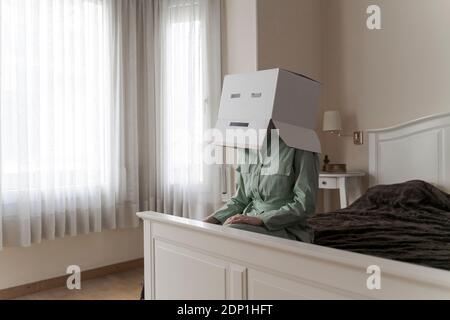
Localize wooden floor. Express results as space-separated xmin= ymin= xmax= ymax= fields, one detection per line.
xmin=16 ymin=268 xmax=144 ymax=300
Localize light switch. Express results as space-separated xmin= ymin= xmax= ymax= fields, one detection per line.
xmin=353 ymin=131 xmax=364 ymax=145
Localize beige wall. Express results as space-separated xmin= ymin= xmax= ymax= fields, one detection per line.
xmin=224 ymin=0 xmax=450 ymax=175
xmin=221 ymin=0 xmax=324 ymax=79
xmin=257 ymin=0 xmax=324 ymax=82
xmin=322 ymin=0 xmax=450 ymax=174
xmin=0 ymin=228 xmax=143 ymax=290
xmin=221 ymin=0 xmax=258 ymax=75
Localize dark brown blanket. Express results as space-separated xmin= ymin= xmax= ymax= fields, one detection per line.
xmin=309 ymin=180 xmax=450 ymax=271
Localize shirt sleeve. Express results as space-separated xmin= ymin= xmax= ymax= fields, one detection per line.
xmin=259 ymin=150 xmax=319 ymax=231
xmin=212 ymin=166 xmax=251 ymax=224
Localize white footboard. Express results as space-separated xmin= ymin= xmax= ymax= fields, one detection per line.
xmin=137 ymin=212 xmax=450 ymax=300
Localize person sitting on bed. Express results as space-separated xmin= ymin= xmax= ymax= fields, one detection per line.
xmin=204 ymin=132 xmax=320 ymax=243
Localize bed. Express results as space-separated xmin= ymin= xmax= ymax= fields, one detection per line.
xmin=137 ymin=112 xmax=450 ymax=299
xmin=309 ymin=180 xmax=450 ymax=271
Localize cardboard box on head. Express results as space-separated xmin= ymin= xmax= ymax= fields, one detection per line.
xmin=214 ymin=68 xmax=322 ymax=154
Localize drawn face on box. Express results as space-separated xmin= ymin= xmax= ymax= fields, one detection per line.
xmin=214 ymin=69 xmax=322 ymax=154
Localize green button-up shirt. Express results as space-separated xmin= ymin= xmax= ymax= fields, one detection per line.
xmin=213 ymin=138 xmax=320 ymax=243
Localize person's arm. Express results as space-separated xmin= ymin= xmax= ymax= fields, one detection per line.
xmin=205 ymin=167 xmax=251 ymax=225
xmin=258 ymin=150 xmax=319 ymax=231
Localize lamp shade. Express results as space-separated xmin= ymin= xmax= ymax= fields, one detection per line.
xmin=323 ymin=111 xmax=342 ymax=133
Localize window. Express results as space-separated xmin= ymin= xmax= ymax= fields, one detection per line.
xmin=163 ymin=1 xmax=206 ymax=186
xmin=0 ymin=0 xmax=111 ymax=195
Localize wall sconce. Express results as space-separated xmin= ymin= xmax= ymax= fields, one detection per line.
xmin=323 ymin=111 xmax=364 ymax=145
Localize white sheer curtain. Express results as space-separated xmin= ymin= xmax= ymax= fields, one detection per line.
xmin=0 ymin=0 xmax=141 ymax=248
xmin=0 ymin=0 xmax=222 ymax=248
xmin=145 ymin=0 xmax=223 ymax=219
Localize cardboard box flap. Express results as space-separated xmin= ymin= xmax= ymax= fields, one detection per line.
xmin=272 ymin=120 xmax=321 ymax=154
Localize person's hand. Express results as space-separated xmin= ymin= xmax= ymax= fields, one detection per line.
xmin=203 ymin=215 xmax=221 ymax=225
xmin=224 ymin=215 xmax=263 ymax=226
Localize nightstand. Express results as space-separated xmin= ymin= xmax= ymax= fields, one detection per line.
xmin=319 ymin=172 xmax=366 ymax=211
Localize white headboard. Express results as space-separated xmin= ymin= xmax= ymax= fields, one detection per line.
xmin=368 ymin=113 xmax=450 ymax=193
